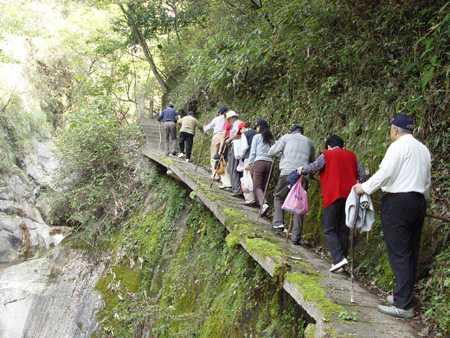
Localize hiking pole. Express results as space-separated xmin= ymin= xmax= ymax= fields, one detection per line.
xmin=158 ymin=121 xmax=162 ymax=152
xmin=350 ymin=192 xmax=360 ymax=304
xmin=258 ymin=161 xmax=274 ymax=220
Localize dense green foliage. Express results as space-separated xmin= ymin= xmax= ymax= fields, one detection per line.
xmin=100 ymin=0 xmax=449 ymax=333
xmin=52 ymin=107 xmax=145 ymax=240
xmin=95 ymin=168 xmax=306 ymax=337
xmin=2 ymin=0 xmax=448 ymax=335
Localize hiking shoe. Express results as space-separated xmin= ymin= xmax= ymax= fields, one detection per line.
xmin=272 ymin=224 xmax=285 ymax=230
xmin=178 ymin=153 xmax=185 ymax=158
xmin=387 ymin=295 xmax=394 ymax=305
xmin=244 ymin=200 xmax=256 ymax=205
xmin=231 ymin=192 xmax=242 ymax=197
xmin=377 ymin=305 xmax=414 ymax=319
xmin=330 ymin=258 xmax=349 ymax=272
xmin=260 ymin=203 xmax=269 ymax=216
xmin=219 ymin=185 xmax=232 ymax=189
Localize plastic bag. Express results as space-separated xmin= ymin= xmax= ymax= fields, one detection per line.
xmin=282 ymin=177 xmax=309 ymax=215
xmin=240 ymin=169 xmax=253 ymax=193
xmin=233 ymin=134 xmax=249 ymax=160
xmin=236 ymin=159 xmax=245 ymax=172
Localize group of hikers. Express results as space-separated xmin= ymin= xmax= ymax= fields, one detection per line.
xmin=158 ymin=105 xmax=432 ymax=320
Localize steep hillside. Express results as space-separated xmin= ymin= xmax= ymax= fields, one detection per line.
xmin=93 ymin=164 xmax=307 ymax=337
xmin=143 ymin=1 xmax=449 ymax=334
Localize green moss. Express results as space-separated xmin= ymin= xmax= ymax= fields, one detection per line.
xmin=304 ymin=324 xmax=316 ymax=338
xmin=225 ymin=231 xmax=241 ymax=248
xmin=94 ymin=179 xmax=307 ymax=337
xmin=160 ymin=155 xmax=174 ymax=167
xmin=245 ymin=238 xmax=284 ymax=260
xmin=286 ymin=272 xmax=343 ymax=322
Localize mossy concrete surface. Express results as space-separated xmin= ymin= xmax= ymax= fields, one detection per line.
xmin=142 ymin=125 xmax=417 ymax=338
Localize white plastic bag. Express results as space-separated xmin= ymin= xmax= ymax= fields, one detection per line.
xmin=240 ymin=168 xmax=253 ymax=193
xmin=233 ymin=134 xmax=249 ymax=160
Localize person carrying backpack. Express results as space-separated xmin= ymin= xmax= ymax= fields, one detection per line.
xmin=268 ymin=124 xmax=315 ymax=245
xmin=177 ymin=111 xmax=201 ymax=162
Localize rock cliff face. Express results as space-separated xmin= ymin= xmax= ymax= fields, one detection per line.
xmin=0 ymin=137 xmax=104 ymax=338
xmin=0 ymin=247 xmax=104 ymax=338
xmin=0 ymin=138 xmax=60 ymax=263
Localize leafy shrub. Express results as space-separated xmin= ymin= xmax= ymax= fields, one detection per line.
xmin=51 ymin=102 xmax=145 ymax=243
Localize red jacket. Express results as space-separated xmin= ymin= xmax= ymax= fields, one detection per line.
xmin=319 ymin=148 xmax=358 ymax=208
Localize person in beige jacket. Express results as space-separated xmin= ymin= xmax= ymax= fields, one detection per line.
xmin=177 ymin=111 xmax=201 ymax=162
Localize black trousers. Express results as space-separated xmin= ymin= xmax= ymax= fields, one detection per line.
xmin=381 ymin=192 xmax=426 ymax=309
xmin=179 ymin=132 xmax=194 ymax=159
xmin=322 ymin=198 xmax=349 ymax=264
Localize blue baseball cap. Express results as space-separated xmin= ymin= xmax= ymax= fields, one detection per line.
xmin=391 ymin=113 xmax=415 ymax=131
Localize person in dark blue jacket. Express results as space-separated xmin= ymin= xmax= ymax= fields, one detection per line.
xmin=158 ymin=104 xmax=179 ymax=155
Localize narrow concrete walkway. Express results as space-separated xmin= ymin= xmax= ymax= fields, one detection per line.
xmin=142 ymin=120 xmax=417 ymax=338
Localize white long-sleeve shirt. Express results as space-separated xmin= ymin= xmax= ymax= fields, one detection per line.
xmin=203 ymin=115 xmax=225 ymax=134
xmin=362 ymin=134 xmax=431 ymax=197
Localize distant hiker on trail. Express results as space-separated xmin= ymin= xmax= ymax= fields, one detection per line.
xmin=246 ymin=119 xmax=274 ymax=216
xmin=177 ymin=111 xmax=201 ymax=162
xmin=223 ymin=110 xmax=244 ymax=193
xmin=297 ymin=135 xmax=365 ymax=272
xmin=354 ymin=113 xmax=431 ymax=319
xmin=203 ymin=106 xmax=227 ymax=179
xmin=268 ymin=124 xmax=315 ymax=245
xmin=158 ymin=104 xmax=178 ymax=156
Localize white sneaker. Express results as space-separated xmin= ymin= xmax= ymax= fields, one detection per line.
xmin=330 ymin=258 xmax=349 ymax=272
xmin=260 ymin=203 xmax=269 ymax=216
xmin=272 ymin=224 xmax=285 ymax=230
xmin=377 ymin=305 xmax=414 ymax=319
xmin=185 ymin=158 xmax=191 ymax=163
xmin=244 ymin=200 xmax=256 ymax=205
xmin=178 ymin=153 xmax=185 ymax=158
xmin=387 ymin=295 xmax=394 ymax=305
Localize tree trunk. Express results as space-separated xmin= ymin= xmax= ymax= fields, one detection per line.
xmin=119 ymin=4 xmax=169 ymax=96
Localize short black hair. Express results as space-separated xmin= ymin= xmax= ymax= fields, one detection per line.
xmin=168 ymin=104 xmax=174 ymax=108
xmin=218 ymin=106 xmax=229 ymax=115
xmin=291 ymin=124 xmax=304 ymax=134
xmin=325 ymin=135 xmax=344 ymax=148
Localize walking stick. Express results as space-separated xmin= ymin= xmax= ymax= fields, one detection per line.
xmin=350 ymin=192 xmax=360 ymax=303
xmin=258 ymin=161 xmax=274 ymax=220
xmin=158 ymin=122 xmax=162 ymax=152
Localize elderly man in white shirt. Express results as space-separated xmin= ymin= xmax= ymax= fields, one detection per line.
xmin=354 ymin=113 xmax=431 ymax=319
xmin=203 ymin=106 xmax=228 ymax=178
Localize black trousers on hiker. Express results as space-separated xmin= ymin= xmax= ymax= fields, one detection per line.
xmin=179 ymin=132 xmax=194 ymax=159
xmin=323 ymin=198 xmax=349 ymax=264
xmin=381 ymin=192 xmax=426 ymax=310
